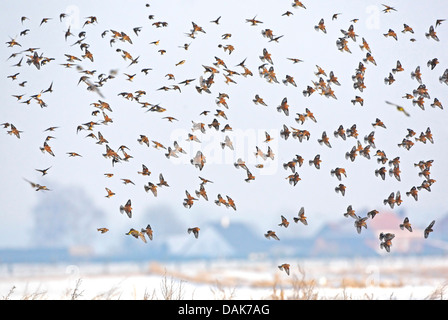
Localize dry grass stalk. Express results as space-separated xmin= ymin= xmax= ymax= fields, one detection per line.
xmin=210 ymin=280 xmax=236 ymax=300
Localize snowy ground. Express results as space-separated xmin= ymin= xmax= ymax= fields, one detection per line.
xmin=0 ymin=256 xmax=447 ymax=300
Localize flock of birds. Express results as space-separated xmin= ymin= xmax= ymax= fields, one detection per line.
xmin=3 ymin=2 xmax=447 ymax=276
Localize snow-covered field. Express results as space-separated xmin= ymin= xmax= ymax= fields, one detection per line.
xmin=0 ymin=256 xmax=447 ymax=300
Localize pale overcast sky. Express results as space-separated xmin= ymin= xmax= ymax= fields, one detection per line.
xmin=1 ymin=0 xmax=447 ymax=249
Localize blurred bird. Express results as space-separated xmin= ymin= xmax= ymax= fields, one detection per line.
xmin=379 ymin=232 xmax=395 ymax=253
xmin=309 ymin=154 xmax=322 ymax=169
xmin=424 ymin=220 xmax=435 ymax=239
xmin=105 ymin=187 xmax=115 ymax=198
xmin=183 ymin=191 xmax=198 ymax=208
xmin=120 ymin=199 xmax=132 ymax=218
xmin=367 ymin=210 xmax=379 ymax=219
xmin=293 ymin=207 xmax=308 ymax=225
xmin=278 ymin=263 xmax=290 ymax=275
xmin=144 ymin=182 xmax=158 ymax=197
xmin=278 ymin=215 xmax=290 ymax=228
xmin=142 ymin=224 xmax=153 ymax=241
xmin=318 ymin=131 xmax=332 ymax=148
xmin=335 ymin=184 xmax=346 ymax=196
xmin=354 ymin=216 xmax=368 ymax=234
xmin=425 ymin=25 xmax=439 ymax=41
xmin=188 ymin=227 xmax=200 ymax=239
xmin=195 ymin=184 xmax=208 ymax=201
xmin=286 ymin=172 xmax=301 ymax=186
xmin=35 ymin=166 xmax=52 ymax=176
xmin=345 ymin=146 xmax=358 ymax=162
xmin=126 ymin=228 xmax=146 ymax=243
xmin=191 ymin=151 xmax=206 ymax=171
xmin=384 ymin=29 xmax=398 ymax=40
xmin=344 ymin=205 xmax=357 ymax=219
xmin=331 ymin=167 xmax=347 ymax=181
xmin=7 ymin=124 xmax=22 ymax=139
xmin=383 ymin=192 xmax=396 ymax=208
xmin=400 ymin=217 xmax=413 ymax=232
xmin=24 ymin=178 xmax=51 ymax=191
xmin=314 ymin=18 xmax=327 ymax=33
xmin=382 ymin=4 xmax=397 ymax=13
xmin=264 ymin=230 xmax=280 ymax=240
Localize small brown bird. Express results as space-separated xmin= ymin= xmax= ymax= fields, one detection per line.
xmin=372 ymin=118 xmax=386 ymax=129
xmin=359 ymin=37 xmax=371 ymax=53
xmin=67 ymin=152 xmax=82 ymax=157
xmin=195 ymin=184 xmax=208 ymax=201
xmin=384 ymin=72 xmax=395 ymax=85
xmin=183 ymin=191 xmax=198 ymax=208
xmin=278 ymin=215 xmax=290 ymax=228
xmin=367 ymin=210 xmax=379 ymax=219
xmin=105 ymin=187 xmax=115 ymax=198
xmin=35 ymin=166 xmax=52 ymax=176
xmin=253 ymin=94 xmax=267 ymax=106
xmin=382 ymin=4 xmax=397 ymax=13
xmin=7 ymin=124 xmax=22 ymax=139
xmin=246 ymin=15 xmax=263 ymax=26
xmin=40 ymin=141 xmax=55 ymax=156
xmin=362 ymin=132 xmax=375 ymax=149
xmin=24 ymin=178 xmax=51 ymax=191
xmin=188 ymin=227 xmax=200 ymax=239
xmin=425 ymin=25 xmax=439 ymax=41
xmin=363 ymin=52 xmax=377 ymax=66
xmin=344 ymin=205 xmax=357 ymax=219
xmin=427 ymin=58 xmax=439 ymax=70
xmin=383 ymin=192 xmax=396 ymax=209
xmin=318 ymin=131 xmax=332 ymax=148
xmin=375 ymin=167 xmax=387 ymax=180
xmin=215 ymin=194 xmax=228 ymax=208
xmin=331 ymin=167 xmax=347 ymax=181
xmin=430 ymin=98 xmax=443 ymax=109
xmin=144 ymin=182 xmax=158 ymax=197
xmin=424 ymin=220 xmax=435 ymax=239
xmin=314 ymin=18 xmax=327 ymax=33
xmin=400 ymin=217 xmax=413 ymax=232
xmin=309 ymin=154 xmax=321 ymax=169
xmin=379 ymin=232 xmax=395 ymax=253
xmin=191 ymin=151 xmax=206 ymax=171
xmin=97 ymin=228 xmax=109 ymax=234
xmin=120 ymin=199 xmax=133 ymax=218
xmin=293 ymin=207 xmax=308 ymax=225
xmin=264 ymin=230 xmax=280 ymax=240
xmin=402 ymin=24 xmax=414 ymax=34
xmin=389 ymin=166 xmax=401 ymax=181
xmin=126 ymin=228 xmax=147 ymax=243
xmin=406 ymin=186 xmax=419 ymax=201
xmin=157 ymin=173 xmax=169 ymax=187
xmin=292 ymin=0 xmax=306 ymax=9
xmin=226 ymin=196 xmax=236 ymax=210
xmin=142 ymin=224 xmax=153 ymax=241
xmin=354 ymin=216 xmax=368 ymax=234
xmin=138 ymin=164 xmax=151 ymax=176
xmin=278 ymin=263 xmax=290 ymax=275
xmin=286 ymin=172 xmax=301 ymax=186
xmin=335 ymin=184 xmax=346 ymax=196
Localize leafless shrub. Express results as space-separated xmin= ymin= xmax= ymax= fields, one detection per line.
xmin=160 ymin=271 xmax=186 ymax=300
xmin=425 ymin=282 xmax=448 ymax=300
xmin=92 ymin=283 xmax=122 ymax=300
xmin=210 ymin=280 xmax=236 ymax=300
xmin=70 ymin=278 xmax=84 ymax=300
xmin=2 ymin=286 xmax=16 ymax=300
xmin=290 ymin=264 xmax=318 ymax=300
